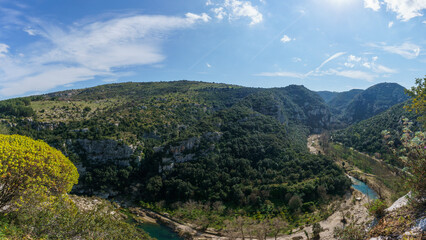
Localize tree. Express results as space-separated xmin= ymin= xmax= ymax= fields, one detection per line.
xmin=312 ymin=222 xmax=323 ymax=240
xmin=405 ymin=77 xmax=425 ymax=128
xmin=288 ymin=195 xmax=303 ymax=212
xmin=382 ymin=78 xmax=425 ymax=205
xmin=0 ymin=134 xmax=79 ymax=208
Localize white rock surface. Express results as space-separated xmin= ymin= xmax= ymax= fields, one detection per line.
xmin=385 ymin=192 xmax=411 ymax=212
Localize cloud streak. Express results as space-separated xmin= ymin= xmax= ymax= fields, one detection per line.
xmin=316 ymin=52 xmax=346 ymax=70
xmin=368 ymin=42 xmax=421 ymax=59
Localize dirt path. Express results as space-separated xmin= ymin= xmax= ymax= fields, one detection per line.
xmin=272 ymin=190 xmax=373 ymax=240
xmin=307 ymin=134 xmax=321 ymax=154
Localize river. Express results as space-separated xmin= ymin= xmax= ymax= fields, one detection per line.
xmin=348 ymin=175 xmax=379 ymax=200
xmin=139 ymin=222 xmax=183 ymax=240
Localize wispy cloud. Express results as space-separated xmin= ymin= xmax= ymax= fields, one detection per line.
xmin=316 ymin=52 xmax=346 ymax=70
xmin=185 ymin=12 xmax=211 ymax=23
xmin=388 ymin=21 xmax=394 ymax=28
xmin=209 ymin=0 xmax=263 ymax=25
xmin=0 ymin=43 xmax=9 ymax=57
xmin=0 ymin=13 xmax=209 ymax=97
xmin=328 ymin=69 xmax=376 ymax=82
xmin=368 ymin=42 xmax=421 ymax=59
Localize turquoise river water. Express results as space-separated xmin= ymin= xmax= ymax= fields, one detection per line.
xmin=139 ymin=222 xmax=183 ymax=240
xmin=349 ymin=176 xmax=379 ymax=199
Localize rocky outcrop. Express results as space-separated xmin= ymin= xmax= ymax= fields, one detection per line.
xmin=159 ymin=132 xmax=223 ymax=172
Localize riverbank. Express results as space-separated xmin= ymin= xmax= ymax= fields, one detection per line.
xmin=131 ymin=188 xmax=374 ymax=240
xmin=130 ymin=207 xmax=226 ymax=240
xmin=275 ymin=189 xmax=373 ymax=240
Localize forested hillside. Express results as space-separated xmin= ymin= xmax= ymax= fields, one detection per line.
xmin=317 ymin=83 xmax=408 ymax=127
xmin=0 ymin=81 xmax=349 ymax=211
xmin=332 ymin=102 xmax=418 ymax=165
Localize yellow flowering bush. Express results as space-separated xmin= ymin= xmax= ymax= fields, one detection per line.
xmin=0 ymin=134 xmax=79 ymax=208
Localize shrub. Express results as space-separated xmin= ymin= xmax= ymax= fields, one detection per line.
xmin=0 ymin=134 xmax=79 ymax=208
xmin=4 ymin=195 xmax=151 ymax=239
xmin=368 ymin=199 xmax=387 ymax=218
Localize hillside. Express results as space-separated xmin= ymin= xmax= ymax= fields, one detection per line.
xmin=316 ymin=91 xmax=339 ymax=103
xmin=332 ymin=102 xmax=418 ymax=165
xmin=343 ymin=83 xmax=409 ymax=124
xmin=0 ymin=81 xmax=349 ymax=210
xmin=328 ymin=89 xmax=364 ymax=114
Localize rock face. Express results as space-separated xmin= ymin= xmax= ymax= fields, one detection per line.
xmin=159 ymin=132 xmax=223 ymax=172
xmin=66 ymin=139 xmax=141 ymax=198
xmin=67 ymin=139 xmax=136 ymax=166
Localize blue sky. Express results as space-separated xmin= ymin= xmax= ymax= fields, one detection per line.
xmin=0 ymin=0 xmax=425 ymax=99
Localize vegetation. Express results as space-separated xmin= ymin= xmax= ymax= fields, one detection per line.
xmin=0 ymin=81 xmax=350 ymax=213
xmin=0 ymin=134 xmax=150 ymax=239
xmin=333 ymin=222 xmax=367 ymax=240
xmin=333 ymin=102 xmax=418 ymax=165
xmin=0 ymin=195 xmax=151 ymax=239
xmin=0 ymin=134 xmax=79 ymax=208
xmin=405 ymin=77 xmax=426 ymax=128
xmin=367 ymin=199 xmax=387 ymax=218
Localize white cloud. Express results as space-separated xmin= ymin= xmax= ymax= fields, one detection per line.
xmin=292 ymin=57 xmax=302 ymax=62
xmin=210 ymin=0 xmax=263 ymax=25
xmin=213 ymin=7 xmax=227 ymax=20
xmin=206 ymin=63 xmax=212 ymax=68
xmin=362 ymin=62 xmax=371 ymax=68
xmin=206 ymin=0 xmax=214 ymax=6
xmin=348 ymin=55 xmax=362 ymax=62
xmin=0 ymin=14 xmax=209 ymax=97
xmin=280 ymin=35 xmax=292 ymax=43
xmin=0 ymin=43 xmax=9 ymax=57
xmin=423 ymin=20 xmax=426 ymax=23
xmin=368 ymin=42 xmax=421 ymax=59
xmin=372 ymin=56 xmax=379 ymax=61
xmin=388 ymin=21 xmax=394 ymax=28
xmin=364 ymin=0 xmax=381 ymax=11
xmin=185 ymin=12 xmax=211 ymax=23
xmin=382 ymin=0 xmax=426 ymax=21
xmin=344 ymin=62 xmax=355 ymax=68
xmin=317 ymin=52 xmax=346 ymax=70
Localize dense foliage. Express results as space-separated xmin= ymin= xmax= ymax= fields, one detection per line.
xmin=0 ymin=195 xmax=151 ymax=240
xmin=405 ymin=77 xmax=426 ymax=128
xmin=0 ymin=81 xmax=349 ymax=211
xmin=0 ymin=98 xmax=34 ymax=118
xmin=0 ymin=134 xmax=79 ymax=208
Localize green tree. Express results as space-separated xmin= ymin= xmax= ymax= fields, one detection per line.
xmin=405 ymin=77 xmax=426 ymax=128
xmin=0 ymin=134 xmax=79 ymax=208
